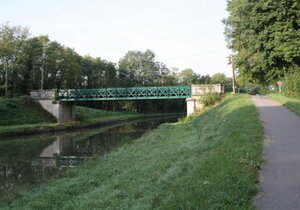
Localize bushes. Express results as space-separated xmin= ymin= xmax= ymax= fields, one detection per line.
xmin=199 ymin=93 xmax=223 ymax=107
xmin=283 ymin=72 xmax=300 ymax=98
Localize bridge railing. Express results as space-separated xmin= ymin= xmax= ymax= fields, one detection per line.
xmin=58 ymin=86 xmax=192 ymax=101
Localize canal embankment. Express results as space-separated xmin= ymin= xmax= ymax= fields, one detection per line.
xmin=267 ymin=93 xmax=300 ymax=116
xmin=0 ymin=97 xmax=179 ymax=137
xmin=2 ymin=94 xmax=264 ymax=209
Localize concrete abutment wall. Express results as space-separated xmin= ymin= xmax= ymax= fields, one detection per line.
xmin=186 ymin=84 xmax=224 ymax=116
xmin=30 ymin=90 xmax=75 ymax=123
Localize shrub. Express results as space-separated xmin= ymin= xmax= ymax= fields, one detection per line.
xmin=238 ymin=86 xmax=260 ymax=95
xmin=283 ymin=72 xmax=300 ymax=99
xmin=19 ymin=95 xmax=36 ymax=107
xmin=199 ymin=92 xmax=223 ymax=107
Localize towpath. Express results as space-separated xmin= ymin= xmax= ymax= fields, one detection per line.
xmin=251 ymin=95 xmax=300 ymax=210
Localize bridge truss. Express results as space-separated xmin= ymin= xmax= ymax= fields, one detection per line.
xmin=58 ymin=86 xmax=191 ymax=101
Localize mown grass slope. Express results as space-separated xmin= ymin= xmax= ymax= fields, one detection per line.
xmin=0 ymin=97 xmax=177 ymax=136
xmin=0 ymin=97 xmax=56 ymax=126
xmin=75 ymin=106 xmax=138 ymax=122
xmin=0 ymin=97 xmax=140 ymax=127
xmin=268 ymin=93 xmax=300 ymax=116
xmin=3 ymin=94 xmax=263 ymax=209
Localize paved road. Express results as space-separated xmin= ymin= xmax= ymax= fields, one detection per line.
xmin=252 ymin=96 xmax=300 ymax=210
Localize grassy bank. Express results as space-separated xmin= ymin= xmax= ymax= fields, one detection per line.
xmin=0 ymin=97 xmax=175 ymax=136
xmin=3 ymin=94 xmax=263 ymax=209
xmin=268 ymin=93 xmax=300 ymax=116
xmin=75 ymin=106 xmax=139 ymax=122
xmin=0 ymin=113 xmax=179 ymax=137
xmin=0 ymin=97 xmax=56 ymax=126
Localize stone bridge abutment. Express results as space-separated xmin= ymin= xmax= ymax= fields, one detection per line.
xmin=30 ymin=90 xmax=75 ymax=123
xmin=186 ymin=84 xmax=224 ymax=116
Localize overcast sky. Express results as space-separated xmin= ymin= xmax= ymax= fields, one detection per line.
xmin=0 ymin=0 xmax=231 ymax=76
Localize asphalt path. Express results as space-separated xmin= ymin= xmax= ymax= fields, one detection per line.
xmin=252 ymin=95 xmax=300 ymax=210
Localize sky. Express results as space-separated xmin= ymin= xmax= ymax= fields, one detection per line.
xmin=0 ymin=0 xmax=231 ymax=76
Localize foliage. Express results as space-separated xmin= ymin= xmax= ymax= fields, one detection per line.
xmin=177 ymin=68 xmax=200 ymax=85
xmin=224 ymin=0 xmax=300 ymax=84
xmin=118 ymin=49 xmax=162 ymax=86
xmin=282 ymin=72 xmax=300 ymax=98
xmin=200 ymin=92 xmax=224 ymax=107
xmin=0 ymin=23 xmax=29 ymax=96
xmin=211 ymin=73 xmax=233 ymax=92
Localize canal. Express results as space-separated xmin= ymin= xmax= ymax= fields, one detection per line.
xmin=0 ymin=116 xmax=180 ymax=204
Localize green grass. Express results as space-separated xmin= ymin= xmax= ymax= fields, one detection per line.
xmin=0 ymin=98 xmax=174 ymax=136
xmin=75 ymin=106 xmax=138 ymax=122
xmin=268 ymin=93 xmax=300 ymax=116
xmin=0 ymin=97 xmax=56 ymax=126
xmin=0 ymin=97 xmax=139 ymax=127
xmin=75 ymin=105 xmax=148 ymax=123
xmin=2 ymin=94 xmax=263 ymax=209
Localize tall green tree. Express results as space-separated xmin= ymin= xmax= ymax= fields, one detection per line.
xmin=118 ymin=49 xmax=161 ymax=86
xmin=211 ymin=73 xmax=232 ymax=92
xmin=177 ymin=68 xmax=201 ymax=85
xmin=15 ymin=36 xmax=50 ymax=93
xmin=0 ymin=23 xmax=29 ymax=95
xmin=224 ymin=0 xmax=300 ymax=84
xmin=81 ymin=56 xmax=117 ymax=88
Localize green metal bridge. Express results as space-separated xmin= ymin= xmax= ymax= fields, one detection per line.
xmin=58 ymin=86 xmax=192 ymax=101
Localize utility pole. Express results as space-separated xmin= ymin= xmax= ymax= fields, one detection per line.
xmin=40 ymin=65 xmax=44 ymax=90
xmin=40 ymin=50 xmax=46 ymax=90
xmin=230 ymin=54 xmax=236 ymax=93
xmin=4 ymin=64 xmax=7 ymax=96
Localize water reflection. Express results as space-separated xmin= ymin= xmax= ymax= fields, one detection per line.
xmin=0 ymin=116 xmax=180 ymax=203
xmin=31 ymin=135 xmax=84 ymax=170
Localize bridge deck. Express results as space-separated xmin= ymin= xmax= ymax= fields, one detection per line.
xmin=58 ymin=86 xmax=192 ymax=101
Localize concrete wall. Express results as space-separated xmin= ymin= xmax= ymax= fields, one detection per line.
xmin=186 ymin=84 xmax=224 ymax=116
xmin=191 ymin=84 xmax=224 ymax=96
xmin=37 ymin=99 xmax=60 ymax=119
xmin=30 ymin=90 xmax=75 ymax=123
xmin=59 ymin=102 xmax=76 ymax=123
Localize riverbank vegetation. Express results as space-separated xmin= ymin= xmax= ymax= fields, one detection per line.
xmin=224 ymin=0 xmax=299 ymax=86
xmin=75 ymin=106 xmax=138 ymax=123
xmin=2 ymin=94 xmax=263 ymax=209
xmin=0 ymin=96 xmax=56 ymax=126
xmin=0 ymin=97 xmax=177 ymax=136
xmin=268 ymin=93 xmax=300 ymax=116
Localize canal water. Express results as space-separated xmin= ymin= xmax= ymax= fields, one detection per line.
xmin=0 ymin=116 xmax=180 ymax=203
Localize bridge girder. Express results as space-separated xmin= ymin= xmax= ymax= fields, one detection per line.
xmin=58 ymin=86 xmax=192 ymax=101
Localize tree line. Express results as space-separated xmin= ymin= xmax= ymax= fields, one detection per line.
xmin=0 ymin=23 xmax=232 ymax=112
xmin=224 ymin=0 xmax=299 ymax=85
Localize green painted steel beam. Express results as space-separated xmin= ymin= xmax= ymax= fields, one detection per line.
xmin=58 ymin=86 xmax=191 ymax=101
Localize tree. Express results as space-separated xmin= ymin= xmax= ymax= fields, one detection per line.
xmin=0 ymin=23 xmax=29 ymax=96
xmin=118 ymin=49 xmax=161 ymax=86
xmin=177 ymin=68 xmax=201 ymax=85
xmin=15 ymin=36 xmax=51 ymax=93
xmin=199 ymin=75 xmax=211 ymax=84
xmin=211 ymin=73 xmax=232 ymax=92
xmin=224 ymin=0 xmax=300 ymax=84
